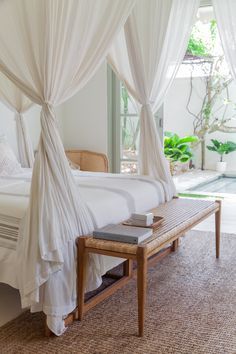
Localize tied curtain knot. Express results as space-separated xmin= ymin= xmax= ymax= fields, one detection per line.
xmin=140 ymin=102 xmax=153 ymax=115
xmin=141 ymin=102 xmax=152 ymax=109
xmin=39 ymin=103 xmax=61 ymax=160
xmin=40 ymin=103 xmax=58 ymax=140
xmin=15 ymin=111 xmax=23 ymax=122
xmin=140 ymin=103 xmax=155 ymax=123
xmin=42 ymin=102 xmax=55 ymax=121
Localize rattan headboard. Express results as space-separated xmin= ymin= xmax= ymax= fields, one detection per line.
xmin=65 ymin=150 xmax=108 ymax=172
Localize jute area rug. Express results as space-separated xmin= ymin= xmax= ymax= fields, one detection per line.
xmin=1 ymin=230 xmax=236 ymax=354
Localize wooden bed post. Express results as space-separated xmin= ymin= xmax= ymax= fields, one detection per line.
xmin=45 ymin=321 xmax=52 ymax=337
xmin=77 ymin=236 xmax=89 ymax=321
xmin=137 ymin=245 xmax=147 ymax=337
xmin=215 ymin=200 xmax=222 ymax=259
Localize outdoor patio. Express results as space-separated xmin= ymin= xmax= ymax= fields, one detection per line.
xmin=173 ymin=169 xmax=236 ymax=234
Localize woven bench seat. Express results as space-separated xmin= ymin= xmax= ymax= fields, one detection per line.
xmin=146 ymin=199 xmax=217 ymax=253
xmin=84 ymin=199 xmax=217 ymax=256
xmin=76 ymin=197 xmax=221 ymax=337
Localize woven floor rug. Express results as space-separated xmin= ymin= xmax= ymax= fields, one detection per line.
xmin=1 ymin=230 xmax=236 ymax=354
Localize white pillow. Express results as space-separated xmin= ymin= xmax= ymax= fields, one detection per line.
xmin=0 ymin=136 xmax=23 ymax=176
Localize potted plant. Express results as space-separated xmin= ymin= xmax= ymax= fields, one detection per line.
xmin=164 ymin=132 xmax=199 ymax=175
xmin=207 ymin=139 xmax=236 ymax=172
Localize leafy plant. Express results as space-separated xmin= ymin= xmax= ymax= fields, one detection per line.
xmin=187 ymin=36 xmax=209 ymax=57
xmin=164 ymin=132 xmax=199 ymax=163
xmin=186 ymin=19 xmax=217 ymax=58
xmin=207 ymin=139 xmax=236 ymax=161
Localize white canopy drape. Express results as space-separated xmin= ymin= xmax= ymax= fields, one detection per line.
xmin=0 ymin=72 xmax=34 ymax=167
xmin=213 ymin=0 xmax=236 ymax=82
xmin=108 ymin=0 xmax=199 ymax=201
xmin=0 ymin=0 xmax=135 ymax=335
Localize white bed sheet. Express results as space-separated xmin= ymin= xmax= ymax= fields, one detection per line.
xmin=0 ymin=247 xmax=18 ymax=287
xmin=0 ymin=169 xmax=165 ymax=334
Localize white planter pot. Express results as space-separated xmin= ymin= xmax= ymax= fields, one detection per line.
xmin=216 ymin=161 xmax=227 ymax=172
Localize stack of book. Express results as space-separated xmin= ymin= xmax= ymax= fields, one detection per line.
xmin=93 ymin=224 xmax=152 ymax=244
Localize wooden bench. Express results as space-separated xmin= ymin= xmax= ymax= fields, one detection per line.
xmin=76 ymin=198 xmax=221 ymax=337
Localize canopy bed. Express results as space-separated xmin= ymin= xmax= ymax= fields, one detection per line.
xmin=0 ymin=0 xmax=224 ymax=337
xmin=0 ymin=163 xmax=166 ymax=334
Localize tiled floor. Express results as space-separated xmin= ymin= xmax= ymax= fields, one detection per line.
xmin=173 ymin=169 xmax=221 ymax=192
xmin=194 ymin=199 xmax=236 ymax=233
xmin=1 ymin=170 xmax=236 ymax=327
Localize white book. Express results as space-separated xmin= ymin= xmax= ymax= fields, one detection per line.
xmin=131 ymin=212 xmax=153 ymax=224
xmin=125 ymin=218 xmax=153 ymax=227
xmin=93 ymin=224 xmax=152 ymax=244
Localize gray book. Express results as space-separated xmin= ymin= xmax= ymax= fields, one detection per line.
xmin=93 ymin=224 xmax=152 ymax=244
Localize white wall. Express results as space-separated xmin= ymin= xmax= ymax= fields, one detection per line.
xmin=60 ymin=62 xmax=108 ymax=154
xmin=164 ymin=77 xmax=236 ymax=171
xmin=0 ymin=63 xmax=107 ymax=163
xmin=164 ymin=78 xmax=197 ymax=137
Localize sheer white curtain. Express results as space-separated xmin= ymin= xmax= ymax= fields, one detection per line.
xmin=0 ymin=72 xmax=34 ymax=167
xmin=213 ymin=0 xmax=236 ymax=82
xmin=0 ymin=0 xmax=135 ymax=335
xmin=108 ymin=0 xmax=199 ymax=201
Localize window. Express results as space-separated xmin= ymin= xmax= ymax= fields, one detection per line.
xmin=120 ymin=84 xmax=139 ymax=174
xmin=108 ymin=68 xmax=163 ymax=174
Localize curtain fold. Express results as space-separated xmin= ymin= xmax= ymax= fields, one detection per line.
xmin=0 ymin=0 xmax=135 ymax=335
xmin=15 ymin=113 xmax=34 ymax=167
xmin=0 ymin=72 xmax=34 ymax=167
xmin=108 ymin=0 xmax=199 ymax=201
xmin=213 ymin=0 xmax=236 ymax=82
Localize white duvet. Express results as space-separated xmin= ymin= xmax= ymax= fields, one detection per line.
xmin=0 ymin=170 xmax=165 ymax=335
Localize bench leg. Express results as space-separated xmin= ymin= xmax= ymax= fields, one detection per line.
xmin=77 ymin=237 xmax=88 ymax=321
xmin=123 ymin=259 xmax=133 ymax=276
xmin=137 ymin=246 xmax=147 ymax=337
xmin=215 ymin=201 xmax=221 ymax=259
xmin=171 ymin=238 xmax=179 ymax=252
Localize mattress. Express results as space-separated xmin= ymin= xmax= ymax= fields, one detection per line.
xmin=0 ymin=171 xmax=165 ymax=250
xmin=0 ymin=177 xmax=28 ymax=287
xmin=0 ymin=176 xmax=29 ymax=247
xmin=0 ymin=169 xmax=165 ymax=334
xmin=0 ymin=170 xmax=165 ymax=285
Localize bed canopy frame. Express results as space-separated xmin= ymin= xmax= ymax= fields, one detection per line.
xmin=0 ymin=0 xmax=201 ymax=335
